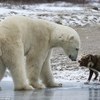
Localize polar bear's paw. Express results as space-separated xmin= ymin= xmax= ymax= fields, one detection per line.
xmin=31 ymin=82 xmax=45 ymax=89
xmin=14 ymin=85 xmax=33 ymax=91
xmin=46 ymin=82 xmax=62 ymax=88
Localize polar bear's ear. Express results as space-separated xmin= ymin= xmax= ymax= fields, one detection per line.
xmin=58 ymin=35 xmax=64 ymax=42
xmin=69 ymin=35 xmax=74 ymax=41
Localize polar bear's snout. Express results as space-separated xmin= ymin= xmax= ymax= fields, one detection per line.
xmin=69 ymin=55 xmax=77 ymax=61
xmin=67 ymin=48 xmax=79 ymax=61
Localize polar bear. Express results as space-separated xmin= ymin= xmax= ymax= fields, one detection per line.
xmin=0 ymin=15 xmax=80 ymax=90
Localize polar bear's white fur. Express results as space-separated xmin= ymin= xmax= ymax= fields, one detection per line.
xmin=0 ymin=16 xmax=80 ymax=90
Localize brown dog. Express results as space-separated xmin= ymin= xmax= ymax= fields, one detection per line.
xmin=79 ymin=54 xmax=100 ymax=84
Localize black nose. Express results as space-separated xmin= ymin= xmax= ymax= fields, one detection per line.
xmin=69 ymin=55 xmax=71 ymax=59
xmin=78 ymin=60 xmax=81 ymax=63
xmin=69 ymin=55 xmax=76 ymax=61
xmin=72 ymin=59 xmax=76 ymax=61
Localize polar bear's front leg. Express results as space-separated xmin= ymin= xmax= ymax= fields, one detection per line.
xmin=26 ymin=51 xmax=45 ymax=89
xmin=41 ymin=50 xmax=62 ymax=88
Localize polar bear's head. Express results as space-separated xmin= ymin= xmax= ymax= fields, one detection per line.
xmin=52 ymin=25 xmax=80 ymax=61
xmin=65 ymin=35 xmax=80 ymax=61
xmin=61 ymin=31 xmax=80 ymax=61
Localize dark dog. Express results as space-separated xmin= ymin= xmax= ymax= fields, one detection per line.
xmin=79 ymin=54 xmax=100 ymax=83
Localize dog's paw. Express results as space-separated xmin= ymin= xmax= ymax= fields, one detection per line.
xmin=93 ymin=79 xmax=98 ymax=81
xmin=84 ymin=81 xmax=90 ymax=84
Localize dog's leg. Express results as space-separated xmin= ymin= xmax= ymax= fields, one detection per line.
xmin=93 ymin=71 xmax=98 ymax=81
xmin=84 ymin=69 xmax=93 ymax=84
xmin=88 ymin=70 xmax=94 ymax=81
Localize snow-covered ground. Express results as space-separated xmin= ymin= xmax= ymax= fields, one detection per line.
xmin=0 ymin=2 xmax=100 ymax=26
xmin=0 ymin=2 xmax=100 ymax=83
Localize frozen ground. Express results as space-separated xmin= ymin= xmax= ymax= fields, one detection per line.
xmin=0 ymin=81 xmax=100 ymax=100
xmin=0 ymin=2 xmax=100 ymax=83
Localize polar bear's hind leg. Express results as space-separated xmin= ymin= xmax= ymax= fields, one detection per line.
xmin=2 ymin=41 xmax=33 ymax=90
xmin=0 ymin=60 xmax=6 ymax=81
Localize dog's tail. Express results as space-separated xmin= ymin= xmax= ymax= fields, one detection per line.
xmin=89 ymin=67 xmax=100 ymax=74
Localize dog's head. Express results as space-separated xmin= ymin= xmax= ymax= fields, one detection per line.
xmin=78 ymin=54 xmax=97 ymax=68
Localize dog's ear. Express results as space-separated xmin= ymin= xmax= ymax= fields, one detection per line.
xmin=88 ymin=55 xmax=97 ymax=67
xmin=85 ymin=54 xmax=92 ymax=62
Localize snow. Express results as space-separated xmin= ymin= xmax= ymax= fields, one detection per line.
xmin=2 ymin=77 xmax=12 ymax=81
xmin=0 ymin=2 xmax=100 ymax=26
xmin=0 ymin=2 xmax=100 ymax=83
